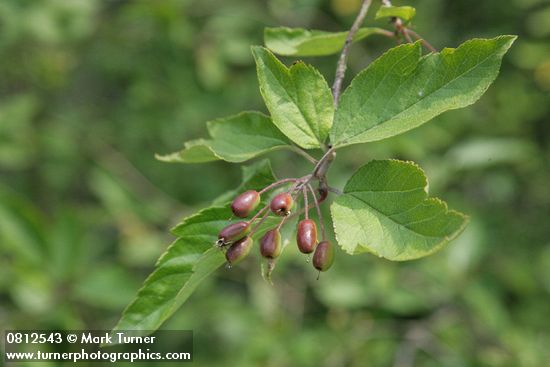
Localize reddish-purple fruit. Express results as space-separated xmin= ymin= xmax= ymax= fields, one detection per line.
xmin=260 ymin=229 xmax=282 ymax=259
xmin=270 ymin=192 xmax=294 ymax=216
xmin=296 ymin=219 xmax=318 ymax=254
xmin=217 ymin=222 xmax=250 ymax=245
xmin=225 ymin=236 xmax=253 ymax=265
xmin=312 ymin=240 xmax=334 ymax=272
xmin=231 ymin=190 xmax=261 ymax=218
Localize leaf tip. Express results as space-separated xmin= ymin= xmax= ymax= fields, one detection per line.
xmin=497 ymin=34 xmax=518 ymax=51
xmin=155 ymin=152 xmax=180 ymax=163
xmin=251 ymin=45 xmax=269 ymax=58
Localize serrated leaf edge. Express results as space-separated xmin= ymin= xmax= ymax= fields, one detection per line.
xmin=332 ymin=159 xmax=469 ymax=261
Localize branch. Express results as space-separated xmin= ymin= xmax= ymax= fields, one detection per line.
xmin=312 ymin=146 xmax=336 ymax=179
xmin=401 ymin=28 xmax=413 ymax=43
xmin=250 ymin=208 xmax=271 ymax=235
xmin=381 ymin=0 xmax=437 ymax=53
xmin=406 ymin=29 xmax=437 ymax=53
xmin=307 ymin=184 xmax=326 ymax=241
xmin=332 ymin=0 xmax=373 ymax=106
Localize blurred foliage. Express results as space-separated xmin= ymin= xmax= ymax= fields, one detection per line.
xmin=0 ymin=0 xmax=549 ymax=366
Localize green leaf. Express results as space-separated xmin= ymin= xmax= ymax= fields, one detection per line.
xmin=112 ymin=160 xmax=277 ymax=333
xmin=156 ymin=139 xmax=219 ymax=164
xmin=264 ymin=27 xmax=387 ymax=57
xmin=111 ymin=208 xmax=226 ymax=332
xmin=330 ymin=160 xmax=467 ymax=261
xmin=375 ymin=6 xmax=416 ymax=22
xmin=252 ymin=46 xmax=334 ymax=149
xmin=156 ymin=112 xmax=294 ymax=163
xmin=330 ymin=36 xmax=517 ymax=148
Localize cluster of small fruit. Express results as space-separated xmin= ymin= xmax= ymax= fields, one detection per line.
xmin=216 ymin=182 xmax=334 ymax=276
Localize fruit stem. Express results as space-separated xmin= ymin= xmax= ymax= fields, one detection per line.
xmin=249 ymin=203 xmax=270 ymax=223
xmin=307 ymin=183 xmax=327 ymax=241
xmin=250 ymin=208 xmax=271 ymax=236
xmin=276 ymin=215 xmax=288 ymax=231
xmin=259 ymin=178 xmax=298 ymax=195
xmin=287 ymin=182 xmax=329 ymax=221
xmin=302 ymin=187 xmax=309 ymax=220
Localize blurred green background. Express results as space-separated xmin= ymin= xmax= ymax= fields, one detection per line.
xmin=1 ymin=0 xmax=549 ymax=366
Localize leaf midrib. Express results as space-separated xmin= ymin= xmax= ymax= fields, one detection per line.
xmin=260 ymin=61 xmax=318 ymax=144
xmin=347 ymin=193 xmax=449 ymax=240
xmin=334 ymin=45 xmax=419 ymax=143
xmin=339 ymin=43 xmax=500 ymax=145
xmin=213 ymin=131 xmax=289 ymax=147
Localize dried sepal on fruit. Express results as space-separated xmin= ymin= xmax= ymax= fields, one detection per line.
xmin=270 ymin=192 xmax=294 ymax=216
xmin=217 ymin=221 xmax=250 ymax=246
xmin=225 ymin=236 xmax=254 ymax=265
